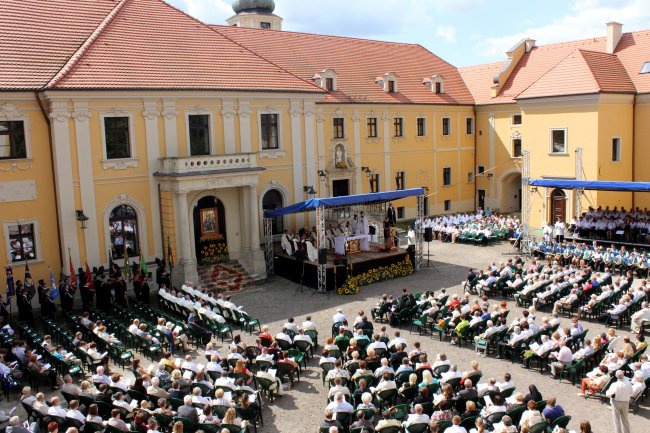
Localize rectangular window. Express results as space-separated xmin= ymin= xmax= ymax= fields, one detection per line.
xmin=370 ymin=173 xmax=380 ymax=193
xmin=367 ymin=117 xmax=378 ymax=138
xmin=260 ymin=22 xmax=271 ymax=29
xmin=444 ymin=200 xmax=451 ymax=211
xmin=0 ymin=120 xmax=26 ymax=160
xmin=466 ymin=117 xmax=474 ymax=135
xmin=326 ymin=78 xmax=334 ymax=91
xmin=442 ymin=117 xmax=451 ymax=136
xmin=104 ymin=117 xmax=131 ymax=159
xmin=388 ymin=80 xmax=396 ymax=93
xmin=416 ymin=118 xmax=426 ymax=137
xmin=467 ymin=172 xmax=474 ymax=183
xmin=393 ymin=117 xmax=403 ymax=137
xmin=435 ymin=82 xmax=443 ymax=94
xmin=261 ymin=114 xmax=279 ymax=150
xmin=513 ymin=138 xmax=522 ymax=157
xmin=333 ymin=117 xmax=345 ymax=139
xmin=612 ymin=137 xmax=621 ymax=162
xmin=512 ymin=114 xmax=522 ymax=125
xmin=8 ymin=223 xmax=36 ymax=262
xmin=477 ymin=165 xmax=485 ymax=174
xmin=550 ymin=128 xmax=567 ymax=153
xmin=188 ymin=114 xmax=211 ymax=156
xmin=395 ymin=171 xmax=405 ymax=190
xmin=397 ymin=207 xmax=405 ymax=219
xmin=443 ymin=167 xmax=452 ymax=186
xmin=423 ymin=196 xmax=429 ymax=216
xmin=640 ymin=61 xmax=650 ymax=74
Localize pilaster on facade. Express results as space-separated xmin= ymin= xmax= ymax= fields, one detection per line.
xmin=290 ymin=99 xmax=304 ymax=228
xmin=174 ymin=190 xmax=198 ymax=283
xmin=142 ymin=101 xmax=162 ymax=259
xmin=162 ymin=100 xmax=178 ymax=158
xmin=237 ymin=99 xmax=252 ymax=153
xmin=382 ymin=111 xmax=391 ymax=191
xmin=72 ymin=101 xmax=101 ymax=265
xmin=352 ymin=110 xmax=362 ymax=193
xmin=49 ymin=101 xmax=80 ymax=269
xmin=222 ymin=99 xmax=236 ymax=154
xmin=488 ymin=112 xmax=496 ymax=201
xmin=304 ymin=101 xmax=317 ymax=215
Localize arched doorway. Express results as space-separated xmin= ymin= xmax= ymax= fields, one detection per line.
xmin=499 ymin=172 xmax=522 ymax=213
xmin=193 ymin=196 xmax=227 ymax=265
xmin=550 ymin=189 xmax=567 ymax=223
xmin=262 ymin=189 xmax=284 ymax=235
xmin=109 ymin=204 xmax=139 ymax=259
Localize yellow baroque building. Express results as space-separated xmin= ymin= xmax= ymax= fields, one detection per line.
xmin=1 ymin=0 xmax=649 ymax=288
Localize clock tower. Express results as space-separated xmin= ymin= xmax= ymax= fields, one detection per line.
xmin=227 ymin=0 xmax=283 ymax=31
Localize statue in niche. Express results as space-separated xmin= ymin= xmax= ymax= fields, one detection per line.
xmin=334 ymin=143 xmax=347 ymax=169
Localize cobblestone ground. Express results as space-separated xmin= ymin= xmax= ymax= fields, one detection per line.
xmin=4 ymin=241 xmax=648 ymax=433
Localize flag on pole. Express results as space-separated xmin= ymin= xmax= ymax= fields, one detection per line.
xmin=68 ymin=250 xmax=76 ymax=286
xmin=5 ymin=267 xmax=14 ymax=297
xmin=85 ymin=263 xmax=94 ymax=291
xmin=140 ymin=254 xmax=148 ymax=276
xmin=49 ymin=268 xmax=60 ymax=299
xmin=24 ymin=260 xmax=35 ymax=297
xmin=167 ymin=236 xmax=174 ymax=272
xmin=123 ymin=244 xmax=132 ymax=280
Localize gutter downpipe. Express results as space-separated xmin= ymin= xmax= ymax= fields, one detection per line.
xmin=35 ymin=91 xmax=64 ymax=267
xmin=473 ymin=105 xmax=478 ymax=211
xmin=632 ymin=93 xmax=637 ymax=208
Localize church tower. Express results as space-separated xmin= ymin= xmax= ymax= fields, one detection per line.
xmin=227 ymin=0 xmax=283 ymax=30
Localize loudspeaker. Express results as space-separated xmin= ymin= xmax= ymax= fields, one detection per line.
xmin=318 ymin=248 xmax=328 ymax=265
xmin=424 ymin=227 xmax=433 ymax=242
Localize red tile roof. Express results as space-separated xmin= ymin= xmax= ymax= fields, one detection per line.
xmin=0 ymin=0 xmax=120 ymax=90
xmin=458 ymin=61 xmax=505 ymax=106
xmin=462 ymin=30 xmax=650 ymax=104
xmin=1 ymin=0 xmax=322 ymax=93
xmin=215 ymin=26 xmax=475 ymax=105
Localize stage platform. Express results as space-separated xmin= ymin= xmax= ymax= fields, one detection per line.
xmin=273 ymin=244 xmax=415 ymax=292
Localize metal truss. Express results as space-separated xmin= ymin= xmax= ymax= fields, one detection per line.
xmin=316 ymin=206 xmax=327 ymax=292
xmin=263 ymin=217 xmax=274 ymax=276
xmin=415 ymin=195 xmax=424 ymax=270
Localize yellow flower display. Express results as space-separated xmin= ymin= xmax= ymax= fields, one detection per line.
xmin=338 ymin=255 xmax=413 ymax=295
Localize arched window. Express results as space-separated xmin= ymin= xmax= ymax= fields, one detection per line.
xmin=262 ymin=189 xmax=284 ymax=235
xmin=109 ymin=204 xmax=139 ymax=259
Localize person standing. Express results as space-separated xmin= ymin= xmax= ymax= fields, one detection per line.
xmin=387 ymin=203 xmax=397 ymax=227
xmin=357 ymin=211 xmax=369 ymax=235
xmin=606 ymin=370 xmax=633 ymax=433
xmin=554 ymin=218 xmax=566 ymax=243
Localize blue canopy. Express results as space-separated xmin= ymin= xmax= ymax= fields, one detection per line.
xmin=263 ymin=188 xmax=424 ymax=218
xmin=528 ymin=179 xmax=650 ymax=192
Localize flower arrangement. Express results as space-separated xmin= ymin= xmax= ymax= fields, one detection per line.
xmin=199 ymin=239 xmax=229 ymax=265
xmin=338 ymin=255 xmax=413 ymax=295
xmin=335 ymin=161 xmax=347 ymax=169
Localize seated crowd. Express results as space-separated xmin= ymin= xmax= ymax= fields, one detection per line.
xmin=418 ymin=210 xmax=520 ymax=245
xmin=317 ymin=306 xmax=590 ymax=433
xmin=569 ymin=206 xmax=650 ymax=244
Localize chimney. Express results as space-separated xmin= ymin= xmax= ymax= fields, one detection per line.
xmin=606 ymin=22 xmax=623 ymax=54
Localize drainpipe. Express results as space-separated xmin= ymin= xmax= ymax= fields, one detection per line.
xmin=473 ymin=105 xmax=478 ymax=211
xmin=632 ymin=93 xmax=637 ymax=208
xmin=35 ymin=91 xmax=64 ymax=266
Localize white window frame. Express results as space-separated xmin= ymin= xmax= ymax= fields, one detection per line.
xmin=0 ymin=116 xmax=32 ymax=160
xmin=511 ymin=114 xmax=522 ymax=126
xmin=416 ymin=117 xmax=426 ymax=137
xmin=465 ymin=117 xmax=474 ymax=135
xmin=258 ymin=109 xmax=284 ymax=156
xmin=366 ymin=116 xmax=379 ymax=139
xmin=549 ymin=128 xmax=568 ymax=155
xmin=185 ymin=111 xmax=215 ymax=157
xmin=467 ymin=172 xmax=474 ymax=183
xmin=100 ymin=112 xmax=137 ymax=169
xmin=612 ymin=137 xmax=622 ymax=162
xmin=442 ymin=166 xmax=452 ymax=186
xmin=393 ymin=117 xmax=404 ymax=138
xmin=442 ymin=117 xmax=451 ymax=136
xmin=3 ymin=218 xmax=43 ymax=264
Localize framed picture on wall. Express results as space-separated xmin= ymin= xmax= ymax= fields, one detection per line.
xmin=200 ymin=208 xmax=221 ymax=239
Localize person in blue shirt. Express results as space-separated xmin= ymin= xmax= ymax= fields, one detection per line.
xmin=541 ymin=396 xmax=565 ymax=423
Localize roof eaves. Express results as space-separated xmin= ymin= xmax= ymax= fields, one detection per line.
xmin=44 ymin=86 xmax=325 ymax=94
xmin=45 ymin=0 xmax=130 ymax=89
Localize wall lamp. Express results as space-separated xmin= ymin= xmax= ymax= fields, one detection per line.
xmin=303 ymin=185 xmax=317 ymax=197
xmin=362 ymin=166 xmax=372 ymax=178
xmin=318 ymin=170 xmax=327 ymax=181
xmin=76 ymin=210 xmax=89 ymax=230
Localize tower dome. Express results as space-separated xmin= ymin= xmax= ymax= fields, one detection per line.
xmin=232 ymin=0 xmax=275 ymax=14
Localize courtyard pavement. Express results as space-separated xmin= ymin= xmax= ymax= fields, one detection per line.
xmin=3 ymin=241 xmax=647 ymax=433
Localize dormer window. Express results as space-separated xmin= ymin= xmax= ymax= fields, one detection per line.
xmin=423 ymin=74 xmax=444 ymax=94
xmin=314 ymin=68 xmax=338 ymax=91
xmin=376 ymin=72 xmax=399 ymax=93
xmin=641 ymin=61 xmax=650 ymax=74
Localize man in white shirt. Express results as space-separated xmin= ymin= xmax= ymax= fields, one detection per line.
xmin=181 ymin=355 xmax=199 ymax=373
xmin=92 ymin=366 xmax=111 ymax=385
xmin=206 ymin=354 xmax=224 ymax=373
xmin=47 ymin=397 xmax=67 ymax=417
xmin=631 ymin=302 xmax=650 ymax=334
xmin=293 ymin=329 xmax=313 ymax=346
xmin=332 ymin=309 xmax=346 ymax=324
xmin=606 ymin=370 xmax=633 ymax=433
xmin=301 ymin=316 xmax=317 ymax=331
xmin=275 ymin=328 xmax=292 ymax=345
xmin=549 ymin=341 xmax=573 ymax=378
xmin=325 ymin=392 xmax=354 ymax=414
xmin=403 ymin=404 xmax=429 ymax=428
xmin=66 ymin=400 xmax=85 ymax=423
xmin=443 ymin=416 xmax=468 ymax=433
xmin=283 ymin=318 xmax=299 ymax=333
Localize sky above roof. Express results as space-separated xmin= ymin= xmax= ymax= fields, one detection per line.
xmin=167 ymin=0 xmax=650 ymax=67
